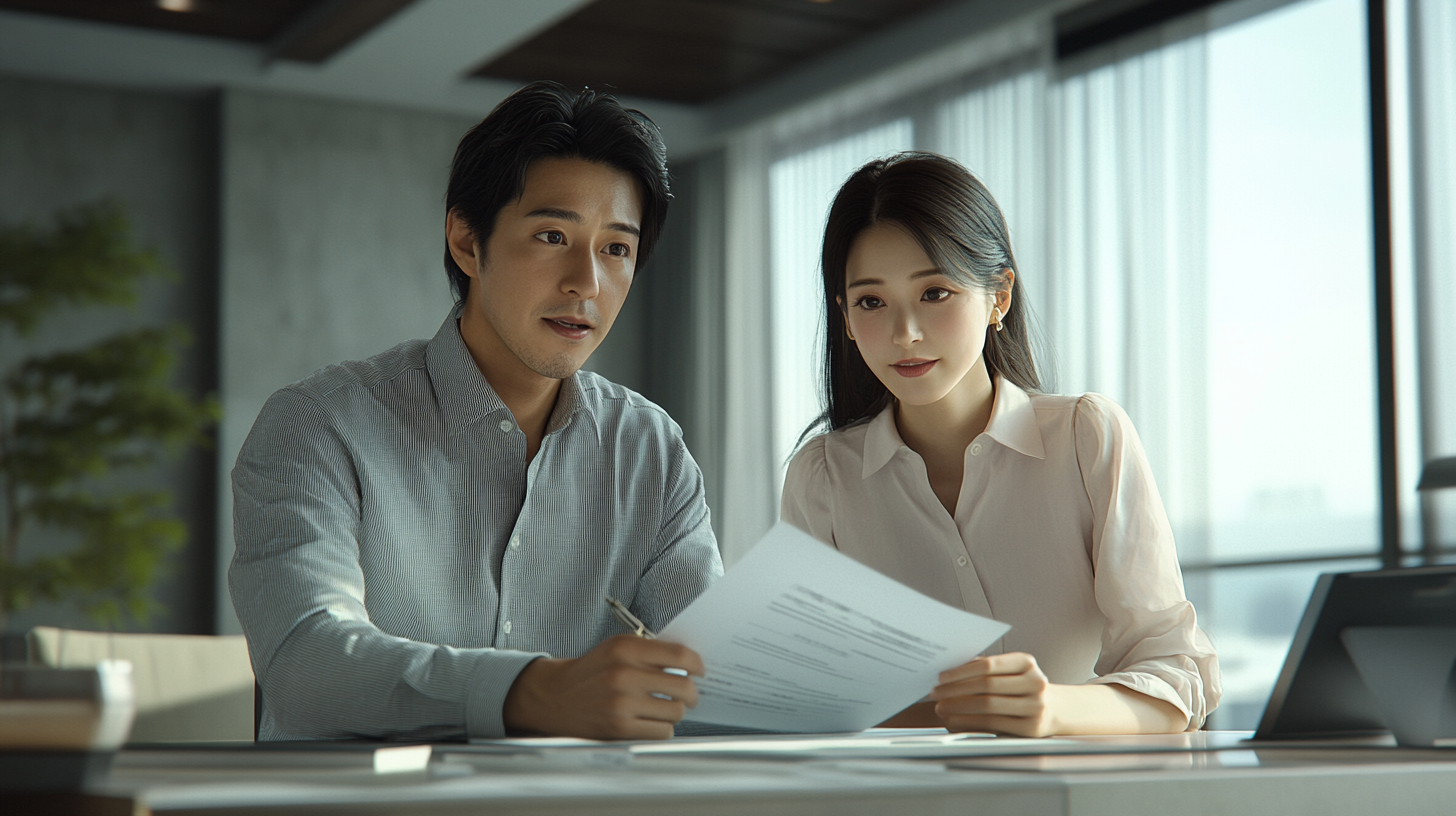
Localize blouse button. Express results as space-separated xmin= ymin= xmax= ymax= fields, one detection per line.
xmin=499 ymin=419 xmax=513 ymax=433
xmin=970 ymin=442 xmax=983 ymax=456
xmin=510 ymin=536 xmax=521 ymax=550
xmin=957 ymin=556 xmax=969 ymax=567
xmin=502 ymin=620 xmax=513 ymax=634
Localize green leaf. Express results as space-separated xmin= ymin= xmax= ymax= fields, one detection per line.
xmin=0 ymin=200 xmax=170 ymax=336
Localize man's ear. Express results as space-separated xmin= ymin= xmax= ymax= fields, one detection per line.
xmin=446 ymin=210 xmax=482 ymax=280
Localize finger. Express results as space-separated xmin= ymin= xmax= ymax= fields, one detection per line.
xmin=935 ymin=693 xmax=1045 ymax=719
xmin=634 ymin=695 xmax=690 ymax=724
xmin=930 ymin=670 xmax=1046 ymax=700
xmin=937 ymin=657 xmax=992 ymax=685
xmin=939 ymin=652 xmax=1035 ymax=684
xmin=942 ymin=713 xmax=1042 ymax=738
xmin=636 ymin=641 xmax=706 ymax=677
xmin=648 ymin=673 xmax=700 ymax=708
xmin=604 ymin=664 xmax=700 ymax=708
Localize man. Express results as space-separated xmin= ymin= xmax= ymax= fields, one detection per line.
xmin=229 ymin=82 xmax=721 ymax=742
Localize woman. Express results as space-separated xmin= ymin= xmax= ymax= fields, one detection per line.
xmin=781 ymin=152 xmax=1219 ymax=736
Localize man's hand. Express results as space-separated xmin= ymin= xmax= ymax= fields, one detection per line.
xmin=928 ymin=652 xmax=1059 ymax=737
xmin=502 ymin=635 xmax=704 ymax=740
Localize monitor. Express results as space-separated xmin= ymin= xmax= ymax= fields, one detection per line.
xmin=1252 ymin=564 xmax=1456 ymax=742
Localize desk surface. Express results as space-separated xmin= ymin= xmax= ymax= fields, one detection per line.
xmin=21 ymin=732 xmax=1456 ymax=816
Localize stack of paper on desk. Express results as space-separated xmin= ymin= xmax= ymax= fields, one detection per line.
xmin=656 ymin=523 xmax=1009 ymax=733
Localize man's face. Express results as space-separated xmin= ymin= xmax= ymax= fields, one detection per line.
xmin=451 ymin=157 xmax=643 ymax=382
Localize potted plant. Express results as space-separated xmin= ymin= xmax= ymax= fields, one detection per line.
xmin=0 ymin=201 xmax=219 ymax=630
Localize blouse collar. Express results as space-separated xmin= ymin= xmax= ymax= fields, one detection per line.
xmin=861 ymin=376 xmax=1046 ymax=480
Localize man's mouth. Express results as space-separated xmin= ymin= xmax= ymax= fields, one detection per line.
xmin=544 ymin=316 xmax=593 ymax=340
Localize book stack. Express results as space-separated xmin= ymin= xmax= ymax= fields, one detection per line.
xmin=0 ymin=660 xmax=135 ymax=790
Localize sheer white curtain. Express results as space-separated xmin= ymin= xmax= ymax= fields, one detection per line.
xmin=1410 ymin=0 xmax=1456 ymax=552
xmin=1046 ymin=35 xmax=1212 ymax=566
xmin=767 ymin=120 xmax=914 ymax=498
xmin=932 ymin=68 xmax=1051 ymax=329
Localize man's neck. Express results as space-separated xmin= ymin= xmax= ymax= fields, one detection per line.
xmin=456 ymin=313 xmax=561 ymax=462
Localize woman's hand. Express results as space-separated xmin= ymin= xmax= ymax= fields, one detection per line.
xmin=928 ymin=652 xmax=1061 ymax=737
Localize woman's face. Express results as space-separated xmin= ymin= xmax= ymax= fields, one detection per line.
xmin=843 ymin=222 xmax=1003 ymax=408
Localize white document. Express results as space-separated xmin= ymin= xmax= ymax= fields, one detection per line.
xmin=658 ymin=522 xmax=1010 ymax=733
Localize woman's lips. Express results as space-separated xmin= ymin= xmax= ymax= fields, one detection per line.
xmin=891 ymin=359 xmax=937 ymax=377
xmin=544 ymin=317 xmax=591 ymax=340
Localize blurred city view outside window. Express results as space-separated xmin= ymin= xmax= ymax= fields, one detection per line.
xmin=764 ymin=0 xmax=1404 ymax=729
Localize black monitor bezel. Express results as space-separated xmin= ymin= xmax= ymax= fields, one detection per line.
xmin=1251 ymin=563 xmax=1456 ymax=741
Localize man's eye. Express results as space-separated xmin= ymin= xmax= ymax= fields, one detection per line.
xmin=604 ymin=243 xmax=630 ymax=257
xmin=851 ymin=296 xmax=883 ymax=310
xmin=923 ymin=287 xmax=952 ymax=302
xmin=535 ymin=230 xmax=565 ymax=245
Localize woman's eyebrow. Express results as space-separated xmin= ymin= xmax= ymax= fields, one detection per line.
xmin=847 ymin=268 xmax=943 ymax=289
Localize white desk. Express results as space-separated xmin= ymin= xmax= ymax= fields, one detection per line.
xmin=49 ymin=733 xmax=1456 ymax=816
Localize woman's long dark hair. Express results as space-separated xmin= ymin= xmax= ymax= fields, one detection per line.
xmin=807 ymin=151 xmax=1041 ymax=439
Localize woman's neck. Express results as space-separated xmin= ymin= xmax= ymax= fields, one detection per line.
xmin=894 ymin=357 xmax=997 ymax=465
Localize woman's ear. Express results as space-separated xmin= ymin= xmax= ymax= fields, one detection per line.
xmin=446 ymin=210 xmax=482 ymax=280
xmin=996 ymin=269 xmax=1015 ymax=315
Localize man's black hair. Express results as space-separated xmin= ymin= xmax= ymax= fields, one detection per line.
xmin=443 ymin=81 xmax=671 ymax=302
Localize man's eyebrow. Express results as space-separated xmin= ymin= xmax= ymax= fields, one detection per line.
xmin=524 ymin=207 xmax=582 ymax=222
xmin=847 ymin=268 xmax=943 ymax=289
xmin=523 ymin=208 xmax=640 ymax=237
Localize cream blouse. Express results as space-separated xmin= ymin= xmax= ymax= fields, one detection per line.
xmin=780 ymin=378 xmax=1220 ymax=729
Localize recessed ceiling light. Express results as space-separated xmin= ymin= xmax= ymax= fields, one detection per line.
xmin=158 ymin=0 xmax=195 ymax=12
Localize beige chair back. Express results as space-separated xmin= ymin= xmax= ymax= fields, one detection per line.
xmin=27 ymin=627 xmax=254 ymax=742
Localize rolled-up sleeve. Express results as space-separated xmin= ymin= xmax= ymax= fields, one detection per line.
xmin=1073 ymin=394 xmax=1222 ymax=730
xmin=229 ymin=387 xmax=544 ymax=740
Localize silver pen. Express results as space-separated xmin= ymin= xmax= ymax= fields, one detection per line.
xmin=605 ymin=595 xmax=657 ymax=639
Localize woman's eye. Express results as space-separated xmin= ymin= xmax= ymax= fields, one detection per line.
xmin=851 ymin=296 xmax=884 ymax=310
xmin=603 ymin=243 xmax=631 ymax=258
xmin=535 ymin=230 xmax=565 ymax=245
xmin=923 ymin=287 xmax=952 ymax=302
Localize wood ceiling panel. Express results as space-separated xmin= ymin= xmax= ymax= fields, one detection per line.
xmin=474 ymin=0 xmax=952 ymax=105
xmin=0 ymin=0 xmax=315 ymax=43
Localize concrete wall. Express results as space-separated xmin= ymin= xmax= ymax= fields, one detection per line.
xmin=216 ymin=90 xmax=477 ymax=632
xmin=0 ymin=74 xmax=219 ymax=634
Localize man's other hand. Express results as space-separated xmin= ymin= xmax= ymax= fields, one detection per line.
xmin=502 ymin=635 xmax=704 ymax=740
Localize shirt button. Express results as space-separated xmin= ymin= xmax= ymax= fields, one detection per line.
xmin=498 ymin=419 xmax=513 ymax=433
xmin=957 ymin=556 xmax=969 ymax=567
xmin=970 ymin=443 xmax=983 ymax=456
xmin=502 ymin=620 xmax=512 ymax=634
xmin=510 ymin=536 xmax=521 ymax=550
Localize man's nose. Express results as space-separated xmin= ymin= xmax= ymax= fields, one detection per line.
xmin=561 ymin=245 xmax=601 ymax=300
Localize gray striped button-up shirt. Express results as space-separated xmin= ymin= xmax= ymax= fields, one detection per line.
xmin=229 ymin=309 xmax=723 ymax=741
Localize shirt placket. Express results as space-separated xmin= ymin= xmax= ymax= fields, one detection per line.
xmin=953 ymin=435 xmax=1003 ymax=655
xmin=494 ymin=412 xmax=529 ymax=648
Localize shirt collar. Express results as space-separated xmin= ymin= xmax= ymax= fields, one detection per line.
xmin=861 ymin=375 xmax=1046 ymax=480
xmin=426 ymin=305 xmax=600 ymax=442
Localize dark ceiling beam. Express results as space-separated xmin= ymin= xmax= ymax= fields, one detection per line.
xmin=1055 ymin=0 xmax=1222 ymax=59
xmin=269 ymin=0 xmax=416 ymax=63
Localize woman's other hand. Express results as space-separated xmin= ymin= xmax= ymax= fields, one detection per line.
xmin=928 ymin=652 xmax=1061 ymax=737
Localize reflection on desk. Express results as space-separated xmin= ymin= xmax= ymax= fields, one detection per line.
xmin=6 ymin=731 xmax=1456 ymax=816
